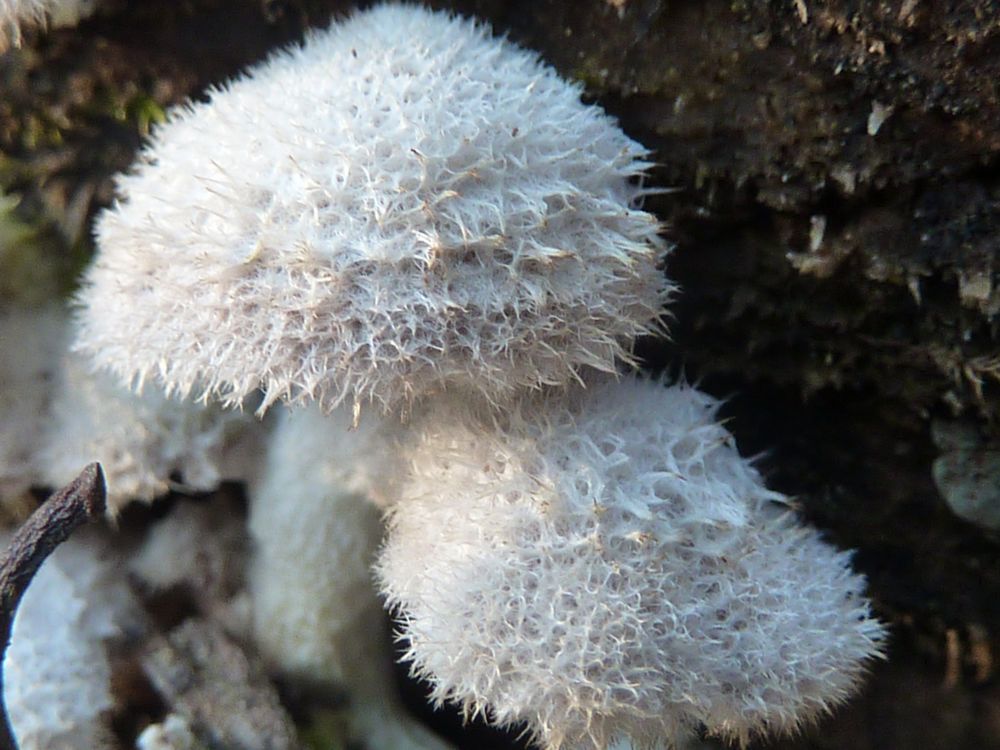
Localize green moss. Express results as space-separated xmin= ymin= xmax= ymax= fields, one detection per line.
xmin=126 ymin=93 xmax=168 ymax=137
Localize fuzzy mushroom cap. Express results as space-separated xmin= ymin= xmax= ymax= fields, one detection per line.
xmin=75 ymin=3 xmax=669 ymax=415
xmin=378 ymin=379 xmax=886 ymax=750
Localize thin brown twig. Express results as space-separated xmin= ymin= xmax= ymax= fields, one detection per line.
xmin=0 ymin=463 xmax=107 ymax=750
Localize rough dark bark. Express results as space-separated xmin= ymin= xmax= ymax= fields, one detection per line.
xmin=1 ymin=1 xmax=998 ymax=748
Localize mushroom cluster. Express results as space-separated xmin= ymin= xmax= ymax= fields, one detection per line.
xmin=11 ymin=3 xmax=885 ymax=749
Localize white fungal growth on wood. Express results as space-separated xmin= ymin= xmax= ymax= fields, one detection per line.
xmin=75 ymin=3 xmax=670 ymax=416
xmin=379 ymin=378 xmax=886 ymax=750
xmin=36 ymin=315 xmax=260 ymax=514
xmin=4 ymin=531 xmax=143 ymax=750
xmin=0 ymin=305 xmax=260 ymax=513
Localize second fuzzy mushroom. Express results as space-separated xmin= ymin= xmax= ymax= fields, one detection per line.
xmin=379 ymin=378 xmax=886 ymax=750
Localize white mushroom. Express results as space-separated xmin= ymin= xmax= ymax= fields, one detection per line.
xmin=72 ymin=4 xmax=671 ymax=747
xmin=75 ymin=3 xmax=670 ymax=418
xmin=379 ymin=378 xmax=886 ymax=750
